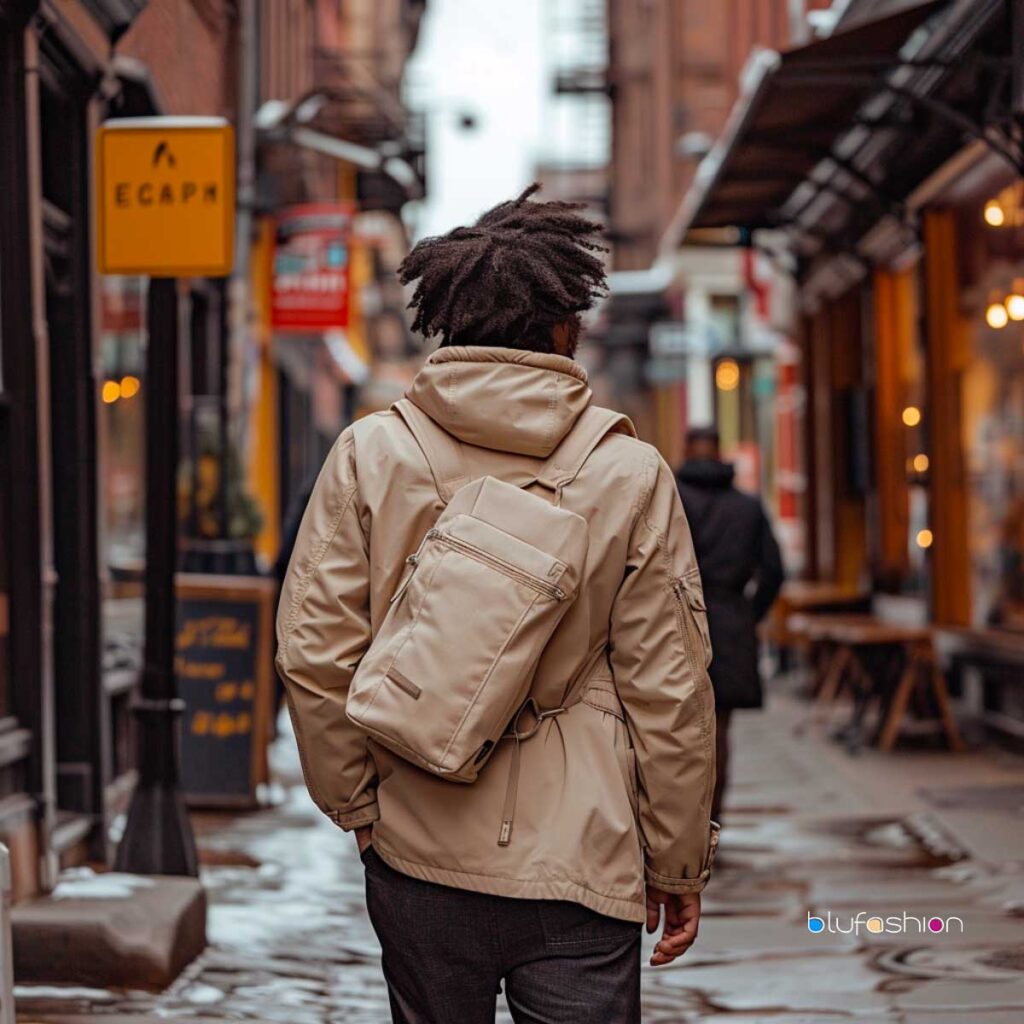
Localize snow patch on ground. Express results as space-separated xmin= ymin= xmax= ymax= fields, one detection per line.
xmin=51 ymin=868 xmax=158 ymax=901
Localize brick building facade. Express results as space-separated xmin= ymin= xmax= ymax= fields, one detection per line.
xmin=607 ymin=0 xmax=831 ymax=269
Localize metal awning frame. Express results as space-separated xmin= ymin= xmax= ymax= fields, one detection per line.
xmin=672 ymin=0 xmax=1020 ymax=260
xmin=255 ymin=90 xmax=425 ymax=200
xmin=763 ymin=81 xmax=1018 ymax=273
xmin=774 ymin=66 xmax=1024 ymax=174
xmin=763 ymin=51 xmax=1023 ymax=268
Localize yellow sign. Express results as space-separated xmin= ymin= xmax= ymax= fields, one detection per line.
xmin=96 ymin=117 xmax=235 ymax=277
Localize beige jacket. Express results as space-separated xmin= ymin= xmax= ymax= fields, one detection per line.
xmin=276 ymin=346 xmax=718 ymax=923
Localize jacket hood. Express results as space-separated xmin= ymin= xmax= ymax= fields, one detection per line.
xmin=405 ymin=346 xmax=593 ymax=457
xmin=677 ymin=458 xmax=736 ymax=489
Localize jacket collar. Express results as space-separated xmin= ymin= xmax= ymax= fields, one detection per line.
xmin=406 ymin=346 xmax=592 ymax=457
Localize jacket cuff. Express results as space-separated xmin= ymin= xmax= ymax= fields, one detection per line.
xmin=645 ymin=821 xmax=721 ymax=894
xmin=645 ymin=865 xmax=709 ymax=894
xmin=328 ymin=800 xmax=380 ymax=831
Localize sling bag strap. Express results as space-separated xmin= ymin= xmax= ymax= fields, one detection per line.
xmin=393 ymin=397 xmax=635 ymax=506
xmin=392 ymin=399 xmax=472 ymax=503
xmin=534 ymin=405 xmax=636 ymax=501
xmin=496 ymin=645 xmax=610 ymax=846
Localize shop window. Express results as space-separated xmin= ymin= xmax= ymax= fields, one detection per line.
xmin=872 ymin=264 xmax=929 ymax=597
xmin=98 ymin=275 xmax=147 ymax=686
xmin=903 ymin=275 xmax=929 ymax=597
xmin=708 ymin=293 xmax=740 ymax=349
xmin=957 ymin=195 xmax=1024 ymax=630
xmin=713 ymin=354 xmax=775 ymax=495
xmin=96 ymin=270 xmax=148 ymax=829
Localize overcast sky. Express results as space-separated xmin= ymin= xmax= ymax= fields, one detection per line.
xmin=405 ymin=0 xmax=546 ymax=239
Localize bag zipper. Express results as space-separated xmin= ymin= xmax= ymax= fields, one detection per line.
xmin=388 ymin=532 xmax=434 ymax=605
xmin=431 ymin=530 xmax=566 ymax=601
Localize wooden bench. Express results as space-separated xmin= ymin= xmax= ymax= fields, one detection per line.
xmin=934 ymin=627 xmax=1024 ymax=741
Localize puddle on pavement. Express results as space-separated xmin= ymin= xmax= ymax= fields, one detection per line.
xmin=875 ymin=944 xmax=1024 ymax=982
xmin=803 ymin=816 xmax=967 ymax=868
xmin=919 ymin=783 xmax=1024 ymax=812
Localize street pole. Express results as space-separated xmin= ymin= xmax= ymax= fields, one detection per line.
xmin=115 ymin=277 xmax=198 ymax=877
xmin=229 ymin=0 xmax=257 ymax=471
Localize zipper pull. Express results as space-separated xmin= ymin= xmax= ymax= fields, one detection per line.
xmin=389 ymin=553 xmax=420 ymax=605
xmin=389 ymin=529 xmax=440 ymax=605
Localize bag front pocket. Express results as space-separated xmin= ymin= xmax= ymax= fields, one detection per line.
xmin=348 ymin=513 xmax=571 ymax=779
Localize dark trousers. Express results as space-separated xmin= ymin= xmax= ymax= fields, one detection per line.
xmin=363 ymin=846 xmax=642 ymax=1023
xmin=712 ymin=706 xmax=732 ymax=822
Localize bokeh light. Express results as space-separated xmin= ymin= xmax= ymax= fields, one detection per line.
xmin=984 ymin=200 xmax=1005 ymax=226
xmin=986 ymin=302 xmax=1009 ymax=329
xmin=715 ymin=359 xmax=740 ymax=392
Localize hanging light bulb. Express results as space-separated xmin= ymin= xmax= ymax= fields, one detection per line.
xmin=984 ymin=200 xmax=1005 ymax=227
xmin=986 ymin=302 xmax=1009 ymax=329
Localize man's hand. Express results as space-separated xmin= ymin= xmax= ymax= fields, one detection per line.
xmin=355 ymin=825 xmax=373 ymax=856
xmin=646 ymin=887 xmax=700 ymax=966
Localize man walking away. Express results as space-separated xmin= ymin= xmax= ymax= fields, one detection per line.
xmin=676 ymin=427 xmax=783 ymax=822
xmin=276 ymin=185 xmax=719 ymax=1023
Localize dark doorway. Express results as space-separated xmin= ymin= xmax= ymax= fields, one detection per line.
xmin=39 ymin=45 xmax=110 ymax=860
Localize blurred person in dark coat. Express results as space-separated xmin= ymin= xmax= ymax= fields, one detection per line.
xmin=676 ymin=427 xmax=784 ymax=821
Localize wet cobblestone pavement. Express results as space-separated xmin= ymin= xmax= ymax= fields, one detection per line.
xmin=16 ymin=687 xmax=1024 ymax=1023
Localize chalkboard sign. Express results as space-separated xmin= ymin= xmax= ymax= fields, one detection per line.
xmin=175 ymin=574 xmax=276 ymax=807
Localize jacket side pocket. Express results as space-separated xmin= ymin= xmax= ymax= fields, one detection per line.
xmin=674 ymin=569 xmax=712 ymax=670
xmin=622 ymin=744 xmax=639 ymax=816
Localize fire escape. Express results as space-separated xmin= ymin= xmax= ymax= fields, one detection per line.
xmin=539 ymin=0 xmax=610 ymax=210
xmin=308 ymin=42 xmax=427 ymax=211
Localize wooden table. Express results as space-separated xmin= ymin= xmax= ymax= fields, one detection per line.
xmin=796 ymin=614 xmax=964 ymax=753
xmin=780 ymin=581 xmax=871 ymax=612
xmin=786 ymin=612 xmax=871 ymax=702
xmin=765 ymin=581 xmax=870 ymax=652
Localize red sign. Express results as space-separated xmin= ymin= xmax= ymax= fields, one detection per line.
xmin=271 ymin=203 xmax=353 ymax=332
xmin=728 ymin=440 xmax=762 ymax=495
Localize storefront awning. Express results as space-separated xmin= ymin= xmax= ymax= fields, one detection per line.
xmin=677 ymin=2 xmax=944 ymax=235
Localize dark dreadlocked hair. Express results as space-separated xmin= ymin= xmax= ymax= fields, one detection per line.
xmin=397 ymin=183 xmax=608 ymax=354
